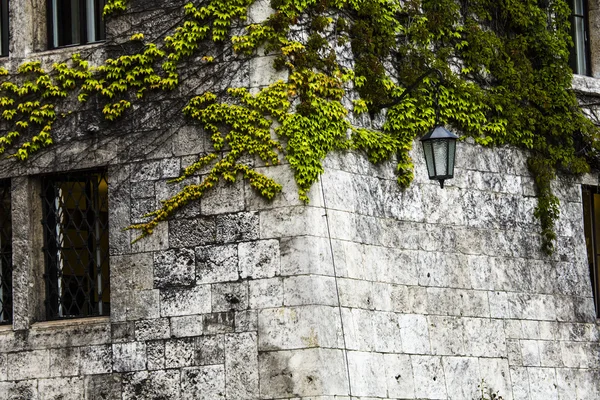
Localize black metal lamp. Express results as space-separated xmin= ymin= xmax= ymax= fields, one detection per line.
xmin=420 ymin=125 xmax=458 ymax=188
xmin=385 ymin=68 xmax=459 ymax=188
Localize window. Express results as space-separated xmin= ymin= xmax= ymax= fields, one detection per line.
xmin=582 ymin=186 xmax=600 ymax=317
xmin=570 ymin=0 xmax=591 ymax=75
xmin=47 ymin=0 xmax=106 ymax=49
xmin=0 ymin=0 xmax=8 ymax=57
xmin=0 ymin=180 xmax=12 ymax=325
xmin=41 ymin=170 xmax=109 ymax=320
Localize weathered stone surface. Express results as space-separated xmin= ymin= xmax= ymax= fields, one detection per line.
xmin=8 ymin=350 xmax=50 ymax=380
xmin=160 ymin=285 xmax=211 ymax=316
xmin=442 ymin=357 xmax=479 ymax=400
xmin=258 ymin=348 xmax=348 ymax=398
xmin=169 ymin=217 xmax=216 ymax=247
xmin=181 ymin=365 xmax=226 ymax=400
xmin=238 ymin=240 xmax=280 ymax=279
xmin=171 ymin=315 xmax=204 ymax=337
xmin=153 ymin=248 xmax=195 ymax=288
xmin=224 ymin=333 xmax=259 ymax=399
xmin=411 ymin=355 xmax=447 ymax=399
xmin=280 ymin=236 xmax=334 ymax=276
xmin=112 ymin=342 xmax=147 ymax=372
xmin=347 ymin=351 xmax=387 ymax=397
xmin=38 ymin=377 xmax=84 ymax=400
xmin=212 ymin=282 xmax=249 ymax=312
xmin=165 ymin=338 xmax=196 ymax=368
xmin=215 ymin=212 xmax=260 ymax=243
xmin=84 ymin=374 xmax=122 ymax=400
xmin=249 ymin=278 xmax=284 ymax=309
xmin=196 ymin=244 xmax=239 ymax=284
xmin=122 ymin=370 xmax=180 ymax=400
xmin=134 ymin=318 xmax=171 ymax=340
xmin=196 ymin=335 xmax=225 ymax=365
xmin=80 ymin=345 xmax=112 ymax=375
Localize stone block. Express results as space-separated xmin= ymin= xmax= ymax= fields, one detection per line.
xmin=506 ymin=339 xmax=523 ymax=366
xmin=463 ymin=318 xmax=506 ymax=358
xmin=122 ymin=370 xmax=180 ymax=400
xmin=259 ymin=206 xmax=328 ymax=239
xmin=201 ymin=179 xmax=245 ymax=215
xmin=49 ymin=347 xmax=80 ymax=377
xmin=347 ymin=351 xmax=387 ymax=397
xmin=225 ymin=333 xmax=259 ymax=399
xmin=528 ymin=367 xmax=558 ymax=400
xmin=204 ymin=312 xmax=235 ymax=334
xmin=332 ymin=241 xmax=375 ymax=282
xmin=382 ymin=353 xmax=415 ymax=398
xmin=165 ymin=338 xmax=195 ymax=368
xmin=171 ymin=315 xmax=204 ymax=338
xmin=80 ymin=345 xmax=112 ymax=375
xmin=169 ymin=217 xmax=216 ymax=247
xmin=555 ymin=368 xmax=577 ymax=400
xmin=258 ymin=348 xmax=348 ymax=398
xmin=341 ymin=308 xmax=375 ymax=352
xmin=134 ymin=318 xmax=171 ymax=340
xmin=235 ymin=310 xmax=258 ymax=332
xmin=280 ymin=236 xmax=334 ymax=276
xmin=283 ymin=276 xmax=338 ymax=307
xmin=372 ymin=283 xmax=410 ymax=313
xmin=110 ymin=253 xmax=154 ymax=292
xmin=112 ymin=342 xmax=147 ymax=372
xmin=8 ymin=350 xmax=50 ymax=380
xmin=411 ymin=355 xmax=447 ymax=399
xmin=521 ymin=339 xmax=541 ymax=366
xmin=479 ymin=358 xmax=512 ymax=400
xmin=249 ymin=278 xmax=284 ymax=309
xmin=215 ymin=212 xmax=260 ymax=243
xmin=38 ymin=377 xmax=84 ymax=400
xmin=84 ymin=374 xmax=122 ymax=400
xmin=196 ymin=335 xmax=225 ymax=365
xmin=489 ymin=291 xmax=510 ymax=318
xmin=131 ymin=221 xmax=169 ymax=252
xmin=196 ymin=244 xmax=239 ymax=284
xmin=508 ymin=293 xmax=556 ymax=321
xmin=153 ymin=248 xmax=195 ymax=288
xmin=211 ymin=282 xmax=249 ymax=312
xmin=160 ymin=285 xmax=211 ymax=317
xmin=127 ymin=290 xmax=161 ymax=321
xmin=428 ymin=316 xmax=466 ymax=356
xmin=399 ymin=314 xmax=431 ymax=354
xmin=539 ymin=341 xmax=562 ymax=367
xmin=146 ymin=340 xmax=165 ymax=370
xmin=131 ymin=160 xmax=161 ymax=182
xmin=111 ymin=322 xmax=135 ymax=343
xmin=259 ymin=306 xmax=343 ymax=351
xmin=239 ymin=239 xmax=281 ymax=279
xmin=442 ymin=357 xmax=480 ymax=400
xmin=181 ymin=365 xmax=226 ymax=400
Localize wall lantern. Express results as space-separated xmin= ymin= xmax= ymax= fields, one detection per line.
xmin=384 ymin=68 xmax=459 ymax=188
xmin=420 ymin=125 xmax=458 ymax=188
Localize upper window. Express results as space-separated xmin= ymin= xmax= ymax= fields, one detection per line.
xmin=0 ymin=0 xmax=8 ymax=57
xmin=0 ymin=180 xmax=12 ymax=325
xmin=41 ymin=170 xmax=109 ymax=320
xmin=570 ymin=0 xmax=591 ymax=76
xmin=47 ymin=0 xmax=106 ymax=49
xmin=582 ymin=186 xmax=600 ymax=318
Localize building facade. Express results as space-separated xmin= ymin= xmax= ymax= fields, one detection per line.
xmin=0 ymin=0 xmax=598 ymax=399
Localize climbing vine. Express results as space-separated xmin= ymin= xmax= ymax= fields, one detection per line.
xmin=0 ymin=0 xmax=597 ymax=253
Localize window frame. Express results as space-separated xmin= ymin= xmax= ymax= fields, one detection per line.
xmin=41 ymin=169 xmax=109 ymax=320
xmin=0 ymin=180 xmax=12 ymax=325
xmin=570 ymin=0 xmax=592 ymax=76
xmin=0 ymin=0 xmax=8 ymax=57
xmin=581 ymin=185 xmax=600 ymax=318
xmin=46 ymin=0 xmax=106 ymax=50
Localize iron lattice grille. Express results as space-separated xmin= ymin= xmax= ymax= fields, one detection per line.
xmin=41 ymin=171 xmax=110 ymax=320
xmin=0 ymin=181 xmax=12 ymax=324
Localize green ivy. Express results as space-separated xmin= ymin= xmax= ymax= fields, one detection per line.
xmin=0 ymin=0 xmax=596 ymax=253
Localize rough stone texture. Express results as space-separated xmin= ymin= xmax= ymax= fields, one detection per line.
xmin=0 ymin=2 xmax=598 ymax=399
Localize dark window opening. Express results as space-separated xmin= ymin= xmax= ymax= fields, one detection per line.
xmin=47 ymin=0 xmax=106 ymax=49
xmin=41 ymin=170 xmax=109 ymax=320
xmin=0 ymin=180 xmax=12 ymax=325
xmin=569 ymin=0 xmax=591 ymax=76
xmin=0 ymin=0 xmax=8 ymax=57
xmin=582 ymin=186 xmax=600 ymax=318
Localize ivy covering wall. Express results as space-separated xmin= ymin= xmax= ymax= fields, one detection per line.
xmin=0 ymin=0 xmax=597 ymax=253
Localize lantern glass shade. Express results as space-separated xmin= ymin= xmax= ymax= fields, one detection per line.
xmin=420 ymin=126 xmax=458 ymax=187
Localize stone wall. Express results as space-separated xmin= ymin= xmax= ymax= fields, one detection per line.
xmin=0 ymin=0 xmax=598 ymax=399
